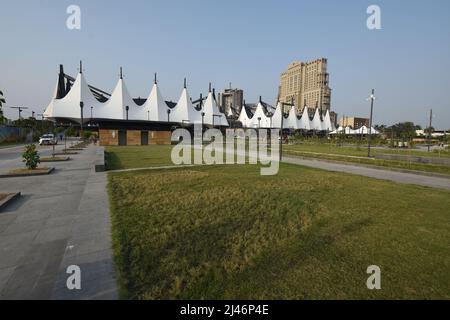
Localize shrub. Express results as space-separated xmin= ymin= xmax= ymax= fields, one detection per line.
xmin=22 ymin=144 xmax=40 ymax=169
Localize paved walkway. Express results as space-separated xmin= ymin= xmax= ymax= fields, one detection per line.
xmin=282 ymin=156 xmax=450 ymax=191
xmin=192 ymin=145 xmax=450 ymax=191
xmin=0 ymin=144 xmax=117 ymax=299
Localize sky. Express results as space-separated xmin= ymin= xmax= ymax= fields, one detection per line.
xmin=0 ymin=0 xmax=449 ymax=129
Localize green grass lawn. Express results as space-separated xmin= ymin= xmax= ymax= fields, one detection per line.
xmin=105 ymin=144 xmax=450 ymax=175
xmin=284 ymin=143 xmax=450 ymax=158
xmin=108 ymin=164 xmax=450 ymax=299
xmin=105 ymin=145 xmax=174 ymax=170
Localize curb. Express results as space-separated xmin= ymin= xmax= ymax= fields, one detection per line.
xmin=0 ymin=192 xmax=21 ymax=211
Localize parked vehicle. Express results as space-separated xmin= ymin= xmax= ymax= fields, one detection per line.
xmin=39 ymin=133 xmax=57 ymax=145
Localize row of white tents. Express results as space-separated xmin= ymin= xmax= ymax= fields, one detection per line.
xmin=238 ymin=101 xmax=335 ymax=131
xmin=44 ymin=71 xmax=229 ymax=126
xmin=44 ymin=69 xmax=338 ymax=131
xmin=330 ymin=126 xmax=380 ymax=135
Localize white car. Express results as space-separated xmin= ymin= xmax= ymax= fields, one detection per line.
xmin=39 ymin=134 xmax=57 ymax=145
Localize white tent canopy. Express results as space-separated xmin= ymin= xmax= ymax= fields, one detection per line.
xmin=43 ymin=70 xmax=230 ymax=126
xmin=249 ymin=102 xmax=271 ymax=128
xmin=330 ymin=126 xmax=380 ymax=135
xmin=43 ymin=66 xmax=335 ymax=131
xmin=299 ymin=107 xmax=311 ymax=130
xmin=202 ymin=89 xmax=229 ymax=126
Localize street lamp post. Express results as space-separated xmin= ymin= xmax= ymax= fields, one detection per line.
xmin=167 ymin=109 xmax=171 ymax=122
xmin=79 ymin=101 xmax=84 ymax=138
xmin=367 ymin=89 xmax=376 ymax=157
xmin=125 ymin=105 xmax=129 ymax=120
xmin=427 ymin=109 xmax=433 ymax=152
xmin=280 ymin=103 xmax=285 ymax=162
xmin=90 ymin=106 xmax=93 ymax=125
xmin=201 ymin=112 xmax=205 ymax=146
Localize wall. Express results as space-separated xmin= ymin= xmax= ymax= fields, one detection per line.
xmin=126 ymin=130 xmax=141 ymax=146
xmin=0 ymin=125 xmax=26 ymax=143
xmin=99 ymin=129 xmax=171 ymax=146
xmin=99 ymin=129 xmax=118 ymax=146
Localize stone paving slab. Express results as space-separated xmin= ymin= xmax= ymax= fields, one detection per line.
xmin=0 ymin=145 xmax=118 ymax=299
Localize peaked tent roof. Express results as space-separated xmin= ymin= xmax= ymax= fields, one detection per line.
xmin=202 ymin=90 xmax=229 ymax=126
xmin=238 ymin=105 xmax=252 ymax=127
xmin=322 ymin=109 xmax=335 ymax=131
xmin=270 ymin=102 xmax=284 ymax=128
xmin=285 ymin=105 xmax=299 ymax=129
xmin=250 ymin=102 xmax=271 ymax=128
xmin=44 ymin=72 xmax=100 ymax=122
xmin=170 ymin=87 xmax=202 ymax=124
xmin=311 ymin=108 xmax=324 ymax=131
xmin=299 ymin=107 xmax=311 ymax=130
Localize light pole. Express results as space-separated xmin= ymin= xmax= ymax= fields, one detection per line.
xmin=125 ymin=105 xmax=129 ymax=120
xmin=167 ymin=109 xmax=171 ymax=122
xmin=79 ymin=101 xmax=84 ymax=138
xmin=366 ymin=89 xmax=376 ymax=157
xmin=427 ymin=109 xmax=433 ymax=152
xmin=90 ymin=106 xmax=93 ymax=126
xmin=280 ymin=103 xmax=286 ymax=161
xmin=201 ymin=112 xmax=205 ymax=146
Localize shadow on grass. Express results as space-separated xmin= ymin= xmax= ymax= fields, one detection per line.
xmin=105 ymin=151 xmax=123 ymax=170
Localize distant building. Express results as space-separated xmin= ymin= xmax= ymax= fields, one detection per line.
xmin=338 ymin=117 xmax=369 ymax=129
xmin=278 ymin=58 xmax=331 ymax=114
xmin=218 ymin=88 xmax=243 ymax=117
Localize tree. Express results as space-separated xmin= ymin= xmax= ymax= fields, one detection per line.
xmin=387 ymin=122 xmax=419 ymax=140
xmin=22 ymin=144 xmax=40 ymax=170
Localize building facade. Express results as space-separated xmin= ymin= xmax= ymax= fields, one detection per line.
xmin=218 ymin=88 xmax=243 ymax=117
xmin=338 ymin=117 xmax=369 ymax=129
xmin=278 ymin=58 xmax=331 ymax=114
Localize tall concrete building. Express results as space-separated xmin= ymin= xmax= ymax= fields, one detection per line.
xmin=218 ymin=88 xmax=243 ymax=117
xmin=278 ymin=58 xmax=331 ymax=114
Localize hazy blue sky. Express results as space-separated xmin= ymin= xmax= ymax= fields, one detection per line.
xmin=0 ymin=0 xmax=449 ymax=128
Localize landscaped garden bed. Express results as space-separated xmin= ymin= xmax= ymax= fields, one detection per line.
xmin=40 ymin=156 xmax=71 ymax=162
xmin=0 ymin=167 xmax=54 ymax=178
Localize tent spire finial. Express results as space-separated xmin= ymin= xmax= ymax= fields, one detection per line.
xmin=79 ymin=60 xmax=83 ymax=74
xmin=120 ymin=67 xmax=123 ymax=79
xmin=184 ymin=78 xmax=186 ymax=89
xmin=154 ymin=73 xmax=157 ymax=84
xmin=209 ymin=82 xmax=211 ymax=93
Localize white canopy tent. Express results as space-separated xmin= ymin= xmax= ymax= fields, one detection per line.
xmin=249 ymin=102 xmax=271 ymax=128
xmin=202 ymin=88 xmax=229 ymax=126
xmin=299 ymin=107 xmax=311 ymax=130
xmin=310 ymin=108 xmax=324 ymax=131
xmin=330 ymin=126 xmax=380 ymax=135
